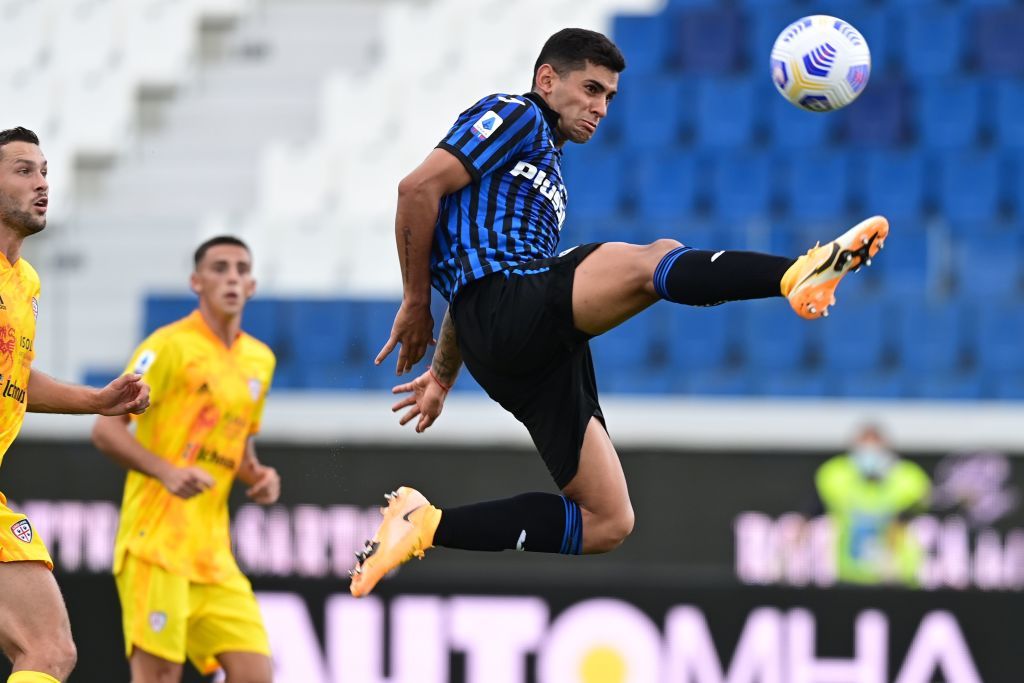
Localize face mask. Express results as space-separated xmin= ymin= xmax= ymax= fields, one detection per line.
xmin=852 ymin=446 xmax=895 ymax=479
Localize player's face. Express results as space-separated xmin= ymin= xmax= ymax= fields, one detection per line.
xmin=191 ymin=245 xmax=256 ymax=318
xmin=0 ymin=142 xmax=48 ymax=237
xmin=546 ymin=62 xmax=619 ymax=144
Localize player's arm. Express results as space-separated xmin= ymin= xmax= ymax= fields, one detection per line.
xmin=392 ymin=306 xmax=461 ymax=433
xmin=91 ymin=414 xmax=213 ymax=499
xmin=27 ymin=371 xmax=150 ymax=415
xmin=236 ymin=437 xmax=280 ymax=505
xmin=376 ymin=148 xmax=472 ymax=375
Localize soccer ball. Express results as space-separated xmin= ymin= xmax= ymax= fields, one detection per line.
xmin=770 ymin=15 xmax=871 ymax=112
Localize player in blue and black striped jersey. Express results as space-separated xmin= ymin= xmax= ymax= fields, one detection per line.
xmin=351 ymin=28 xmax=890 ymax=597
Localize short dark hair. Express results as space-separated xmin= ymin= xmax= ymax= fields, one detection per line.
xmin=194 ymin=235 xmax=251 ymax=268
xmin=0 ymin=127 xmax=40 ymax=160
xmin=532 ymin=28 xmax=626 ymax=87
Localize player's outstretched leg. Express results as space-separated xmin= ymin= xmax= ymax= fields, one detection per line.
xmin=349 ymin=486 xmax=442 ymax=598
xmin=781 ymin=215 xmax=889 ymax=319
xmin=572 ymin=215 xmax=890 ymax=338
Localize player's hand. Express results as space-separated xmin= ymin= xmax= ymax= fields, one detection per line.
xmin=95 ymin=373 xmax=151 ymax=416
xmin=391 ymin=370 xmax=447 ymax=433
xmin=246 ymin=465 xmax=281 ymax=504
xmin=375 ymin=300 xmax=435 ymax=376
xmin=160 ymin=465 xmax=214 ymax=499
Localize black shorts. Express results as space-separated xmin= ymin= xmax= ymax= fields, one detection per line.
xmin=451 ymin=243 xmax=607 ymax=489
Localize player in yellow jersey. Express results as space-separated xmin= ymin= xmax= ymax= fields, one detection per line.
xmin=91 ymin=236 xmax=278 ymax=683
xmin=0 ymin=127 xmax=151 ymax=683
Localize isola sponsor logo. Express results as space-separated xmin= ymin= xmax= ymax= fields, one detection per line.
xmin=508 ymin=161 xmax=567 ymax=228
xmin=3 ymin=378 xmax=25 ymax=403
xmin=195 ymin=446 xmax=237 ymax=470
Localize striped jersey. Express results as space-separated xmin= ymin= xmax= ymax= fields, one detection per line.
xmin=433 ymin=92 xmax=568 ymax=301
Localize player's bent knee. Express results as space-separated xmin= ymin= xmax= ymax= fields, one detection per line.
xmin=647 ymin=238 xmax=684 ymax=256
xmin=589 ymin=505 xmax=635 ymax=553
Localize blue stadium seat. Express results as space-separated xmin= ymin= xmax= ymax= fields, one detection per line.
xmin=590 ymin=305 xmax=669 ymax=373
xmin=615 ymin=76 xmax=692 ymax=150
xmin=976 ymin=302 xmax=1024 ymax=374
xmin=694 ymin=77 xmax=758 ymax=148
xmin=748 ymin=5 xmax=806 ymax=70
xmin=877 ymin=222 xmax=930 ymax=295
xmin=953 ymin=230 xmax=1022 ymax=300
xmin=767 ymin=95 xmax=833 ymax=149
xmin=666 ymin=303 xmax=738 ymax=372
xmin=839 ymin=78 xmax=908 ymax=147
xmin=243 ymin=299 xmax=283 ymax=352
xmin=635 ymin=153 xmax=700 ymax=220
xmin=561 ymin=146 xmax=627 ymax=219
xmin=612 ymin=14 xmax=673 ymax=75
xmin=297 ymin=361 xmax=364 ymax=390
xmin=143 ymin=295 xmax=195 ymax=334
xmin=674 ymin=7 xmax=743 ymax=74
xmin=741 ymin=300 xmax=811 ymax=372
xmin=1008 ymin=155 xmax=1024 ymax=219
xmin=975 ymin=7 xmax=1024 ymax=75
xmin=782 ymin=152 xmax=852 ymax=221
xmin=824 ymin=4 xmax=895 ymax=70
xmin=899 ymin=7 xmax=965 ymax=79
xmin=937 ymin=152 xmax=1002 ymax=222
xmin=837 ymin=371 xmax=906 ymax=399
xmin=665 ymin=0 xmax=715 ymax=7
xmin=709 ymin=152 xmax=775 ymax=221
xmin=895 ymin=302 xmax=968 ymax=374
xmin=682 ymin=369 xmax=753 ymax=396
xmin=818 ymin=299 xmax=891 ymax=373
xmin=885 ymin=0 xmax=946 ymax=6
xmin=754 ymin=371 xmax=828 ymax=397
xmin=357 ymin=300 xmax=403 ymax=389
xmin=859 ymin=151 xmax=927 ymax=223
xmin=914 ymin=372 xmax=984 ymax=400
xmin=988 ymin=373 xmax=1024 ymax=400
xmin=684 ymin=218 xmax=757 ymax=252
xmin=916 ymin=81 xmax=982 ymax=149
xmin=288 ymin=300 xmax=363 ymax=389
xmin=82 ymin=368 xmax=120 ymax=388
xmin=269 ymin=361 xmax=300 ymax=389
xmin=598 ymin=366 xmax=675 ymax=394
xmin=994 ymin=81 xmax=1024 ymax=150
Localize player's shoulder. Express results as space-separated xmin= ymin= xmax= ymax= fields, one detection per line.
xmin=15 ymin=258 xmax=41 ymax=288
xmin=239 ymin=332 xmax=276 ymax=365
xmin=463 ymin=93 xmax=540 ymax=121
xmin=139 ymin=315 xmax=195 ymax=352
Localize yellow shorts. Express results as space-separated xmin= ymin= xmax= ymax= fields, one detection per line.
xmin=114 ymin=553 xmax=270 ymax=674
xmin=0 ymin=496 xmax=53 ymax=569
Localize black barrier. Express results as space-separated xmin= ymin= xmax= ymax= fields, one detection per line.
xmin=3 ymin=440 xmax=1021 ymax=587
xmin=0 ymin=574 xmax=1017 ymax=682
xmin=0 ymin=440 xmax=1020 ymax=679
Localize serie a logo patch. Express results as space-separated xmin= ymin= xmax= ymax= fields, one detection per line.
xmin=10 ymin=519 xmax=32 ymax=543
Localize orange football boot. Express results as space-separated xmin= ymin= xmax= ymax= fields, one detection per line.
xmin=782 ymin=215 xmax=889 ymax=319
xmin=349 ymin=486 xmax=442 ymax=598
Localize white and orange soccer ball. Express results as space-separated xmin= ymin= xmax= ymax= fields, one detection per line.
xmin=770 ymin=15 xmax=871 ymax=112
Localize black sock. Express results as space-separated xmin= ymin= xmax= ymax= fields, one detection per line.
xmin=653 ymin=246 xmax=795 ymax=306
xmin=433 ymin=492 xmax=583 ymax=554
